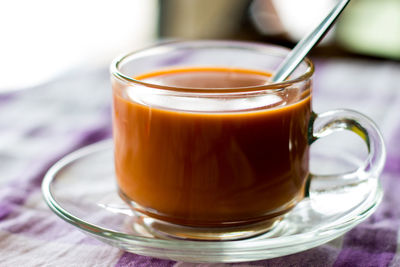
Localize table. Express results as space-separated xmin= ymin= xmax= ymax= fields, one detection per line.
xmin=0 ymin=58 xmax=399 ymax=266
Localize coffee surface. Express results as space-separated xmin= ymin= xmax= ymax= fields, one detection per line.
xmin=139 ymin=67 xmax=269 ymax=89
xmin=112 ymin=67 xmax=311 ymax=226
xmin=125 ymin=68 xmax=302 ymax=113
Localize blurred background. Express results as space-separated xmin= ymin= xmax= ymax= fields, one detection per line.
xmin=1 ymin=0 xmax=399 ymax=91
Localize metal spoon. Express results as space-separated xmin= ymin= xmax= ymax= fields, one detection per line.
xmin=271 ymin=0 xmax=351 ymax=83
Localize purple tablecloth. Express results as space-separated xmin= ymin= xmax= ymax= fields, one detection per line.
xmin=0 ymin=59 xmax=400 ymax=266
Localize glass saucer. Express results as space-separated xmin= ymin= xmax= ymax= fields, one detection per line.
xmin=42 ymin=140 xmax=382 ymax=263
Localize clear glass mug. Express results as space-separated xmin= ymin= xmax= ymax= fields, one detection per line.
xmin=110 ymin=41 xmax=385 ymax=240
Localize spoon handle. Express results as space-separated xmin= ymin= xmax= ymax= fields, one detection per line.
xmin=271 ymin=0 xmax=351 ymax=83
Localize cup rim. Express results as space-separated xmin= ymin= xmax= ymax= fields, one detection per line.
xmin=110 ymin=40 xmax=314 ymax=93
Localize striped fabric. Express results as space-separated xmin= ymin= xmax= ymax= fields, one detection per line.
xmin=0 ymin=59 xmax=399 ymax=266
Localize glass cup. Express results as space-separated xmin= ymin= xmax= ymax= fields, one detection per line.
xmin=110 ymin=41 xmax=385 ymax=240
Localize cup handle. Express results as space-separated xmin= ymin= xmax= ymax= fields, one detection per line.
xmin=305 ymin=109 xmax=386 ymax=199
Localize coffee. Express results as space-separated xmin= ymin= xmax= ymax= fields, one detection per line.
xmin=112 ymin=67 xmax=311 ymax=227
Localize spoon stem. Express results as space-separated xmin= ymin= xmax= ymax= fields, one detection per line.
xmin=271 ymin=0 xmax=351 ymax=83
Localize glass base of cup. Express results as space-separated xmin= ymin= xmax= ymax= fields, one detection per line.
xmin=118 ymin=189 xmax=283 ymax=241
xmin=133 ymin=213 xmax=282 ymax=241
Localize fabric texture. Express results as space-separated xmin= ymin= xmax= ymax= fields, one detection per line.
xmin=0 ymin=59 xmax=399 ymax=266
